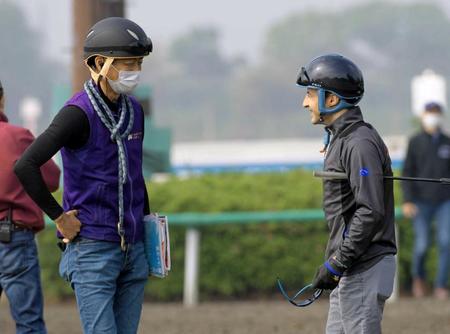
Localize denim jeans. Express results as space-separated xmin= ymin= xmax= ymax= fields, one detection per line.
xmin=412 ymin=200 xmax=450 ymax=288
xmin=0 ymin=230 xmax=47 ymax=334
xmin=59 ymin=237 xmax=149 ymax=334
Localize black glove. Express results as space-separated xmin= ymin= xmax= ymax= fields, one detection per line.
xmin=311 ymin=256 xmax=346 ymax=290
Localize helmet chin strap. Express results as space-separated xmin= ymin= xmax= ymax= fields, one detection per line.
xmin=317 ymin=88 xmax=355 ymax=115
xmin=316 ymin=88 xmax=354 ymax=154
xmin=85 ymin=57 xmax=115 ymax=84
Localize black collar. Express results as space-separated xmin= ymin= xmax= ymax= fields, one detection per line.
xmin=325 ymin=107 xmax=364 ymax=137
xmin=94 ymin=81 xmax=120 ymax=113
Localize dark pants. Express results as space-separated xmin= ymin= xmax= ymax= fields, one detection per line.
xmin=326 ymin=255 xmax=395 ymax=334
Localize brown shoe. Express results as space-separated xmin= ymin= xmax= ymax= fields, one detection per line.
xmin=412 ymin=278 xmax=427 ymax=298
xmin=434 ymin=288 xmax=449 ymax=300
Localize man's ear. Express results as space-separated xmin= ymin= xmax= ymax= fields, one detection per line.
xmin=94 ymin=56 xmax=105 ymax=72
xmin=326 ymin=93 xmax=340 ymax=108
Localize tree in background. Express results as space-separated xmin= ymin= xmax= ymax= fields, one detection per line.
xmin=0 ymin=2 xmax=61 ymax=130
xmin=231 ymin=2 xmax=450 ymax=139
xmin=169 ymin=27 xmax=234 ymax=78
xmin=152 ymin=26 xmax=245 ymax=141
xmin=150 ymin=2 xmax=450 ymax=141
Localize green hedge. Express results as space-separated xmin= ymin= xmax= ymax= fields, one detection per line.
xmin=36 ymin=170 xmax=438 ymax=301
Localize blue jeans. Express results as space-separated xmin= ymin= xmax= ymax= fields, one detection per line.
xmin=412 ymin=200 xmax=450 ymax=288
xmin=59 ymin=238 xmax=149 ymax=334
xmin=0 ymin=230 xmax=47 ymax=334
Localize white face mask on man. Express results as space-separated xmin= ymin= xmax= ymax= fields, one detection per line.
xmin=107 ymin=70 xmax=141 ymax=95
xmin=422 ymin=113 xmax=442 ymax=131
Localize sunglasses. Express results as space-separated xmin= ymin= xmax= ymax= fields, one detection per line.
xmin=277 ymin=278 xmax=323 ymax=307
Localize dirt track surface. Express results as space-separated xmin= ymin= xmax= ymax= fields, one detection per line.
xmin=1 ymin=298 xmax=449 ymax=333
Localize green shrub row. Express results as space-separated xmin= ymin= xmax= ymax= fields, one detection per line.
xmin=37 ymin=170 xmax=439 ymax=301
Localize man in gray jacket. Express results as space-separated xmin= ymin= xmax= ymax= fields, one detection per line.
xmin=297 ymin=54 xmax=397 ymax=333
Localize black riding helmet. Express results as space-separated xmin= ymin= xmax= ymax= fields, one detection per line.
xmin=84 ymin=17 xmax=152 ymax=60
xmin=297 ymin=54 xmax=364 ymax=114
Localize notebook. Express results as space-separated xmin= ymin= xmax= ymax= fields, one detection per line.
xmin=143 ymin=213 xmax=171 ymax=278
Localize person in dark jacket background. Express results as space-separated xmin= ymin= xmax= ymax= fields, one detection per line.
xmin=0 ymin=80 xmax=60 ymax=333
xmin=402 ymin=101 xmax=450 ymax=300
xmin=297 ymin=54 xmax=397 ymax=334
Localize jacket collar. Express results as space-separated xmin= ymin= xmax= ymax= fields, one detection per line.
xmin=422 ymin=129 xmax=442 ymax=143
xmin=326 ymin=106 xmax=364 ymax=137
xmin=0 ymin=112 xmax=8 ymax=123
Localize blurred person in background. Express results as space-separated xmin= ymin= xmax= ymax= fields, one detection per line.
xmin=402 ymin=101 xmax=450 ymax=300
xmin=297 ymin=54 xmax=397 ymax=333
xmin=14 ymin=17 xmax=152 ymax=334
xmin=0 ymin=79 xmax=60 ymax=333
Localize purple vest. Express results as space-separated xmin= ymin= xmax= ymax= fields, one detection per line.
xmin=61 ymin=86 xmax=145 ymax=243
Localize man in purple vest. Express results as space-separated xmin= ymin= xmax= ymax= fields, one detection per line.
xmin=15 ymin=17 xmax=153 ymax=334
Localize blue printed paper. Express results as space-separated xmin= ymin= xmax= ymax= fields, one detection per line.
xmin=143 ymin=214 xmax=171 ymax=278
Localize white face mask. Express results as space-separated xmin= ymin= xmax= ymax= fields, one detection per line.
xmin=422 ymin=113 xmax=442 ymax=130
xmin=107 ymin=70 xmax=141 ymax=95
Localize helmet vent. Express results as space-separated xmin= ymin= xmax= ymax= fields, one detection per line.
xmin=86 ymin=30 xmax=95 ymax=39
xmin=127 ymin=29 xmax=139 ymax=41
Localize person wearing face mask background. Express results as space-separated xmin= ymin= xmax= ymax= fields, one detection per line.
xmin=14 ymin=17 xmax=153 ymax=333
xmin=402 ymin=101 xmax=450 ymax=300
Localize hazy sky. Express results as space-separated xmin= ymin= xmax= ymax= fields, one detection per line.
xmin=13 ymin=0 xmax=448 ymax=65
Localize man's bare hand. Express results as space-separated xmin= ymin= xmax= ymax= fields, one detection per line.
xmin=54 ymin=210 xmax=81 ymax=242
xmin=402 ymin=202 xmax=418 ymax=219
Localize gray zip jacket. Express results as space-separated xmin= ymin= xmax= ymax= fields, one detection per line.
xmin=322 ymin=107 xmax=397 ymax=275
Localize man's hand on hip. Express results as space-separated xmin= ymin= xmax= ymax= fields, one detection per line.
xmin=54 ymin=210 xmax=81 ymax=242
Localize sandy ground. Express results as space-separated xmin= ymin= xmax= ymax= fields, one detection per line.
xmin=1 ymin=297 xmax=450 ymax=333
